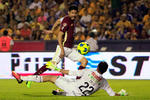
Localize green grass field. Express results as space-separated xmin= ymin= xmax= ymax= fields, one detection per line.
xmin=0 ymin=79 xmax=150 ymax=100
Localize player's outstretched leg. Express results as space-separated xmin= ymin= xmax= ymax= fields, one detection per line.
xmin=26 ymin=65 xmax=49 ymax=88
xmin=12 ymin=73 xmax=58 ymax=84
xmin=12 ymin=71 xmax=23 ymax=84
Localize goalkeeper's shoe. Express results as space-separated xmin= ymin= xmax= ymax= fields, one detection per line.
xmin=52 ymin=89 xmax=61 ymax=95
xmin=12 ymin=71 xmax=23 ymax=84
xmin=52 ymin=90 xmax=59 ymax=95
xmin=26 ymin=81 xmax=32 ymax=88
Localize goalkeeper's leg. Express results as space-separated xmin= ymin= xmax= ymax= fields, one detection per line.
xmin=26 ymin=60 xmax=59 ymax=88
xmin=12 ymin=72 xmax=69 ymax=95
xmin=14 ymin=73 xmax=58 ymax=83
xmin=26 ymin=65 xmax=49 ymax=88
xmin=26 ymin=46 xmax=62 ymax=88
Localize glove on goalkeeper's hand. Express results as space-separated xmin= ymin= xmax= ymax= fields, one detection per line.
xmin=118 ymin=89 xmax=128 ymax=96
xmin=46 ymin=61 xmax=60 ymax=71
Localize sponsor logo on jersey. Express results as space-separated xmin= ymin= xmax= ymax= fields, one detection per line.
xmin=61 ymin=23 xmax=67 ymax=30
xmin=91 ymin=72 xmax=102 ymax=81
xmin=88 ymin=72 xmax=102 ymax=83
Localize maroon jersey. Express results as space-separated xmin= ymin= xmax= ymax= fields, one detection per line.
xmin=60 ymin=16 xmax=75 ymax=48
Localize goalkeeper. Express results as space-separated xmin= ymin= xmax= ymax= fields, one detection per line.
xmin=12 ymin=61 xmax=128 ymax=96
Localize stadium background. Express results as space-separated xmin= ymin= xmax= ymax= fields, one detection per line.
xmin=0 ymin=0 xmax=150 ymax=100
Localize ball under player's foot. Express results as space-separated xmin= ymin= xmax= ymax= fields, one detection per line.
xmin=26 ymin=81 xmax=32 ymax=88
xmin=12 ymin=71 xmax=23 ymax=84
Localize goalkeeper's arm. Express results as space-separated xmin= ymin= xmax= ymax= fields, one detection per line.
xmin=105 ymin=86 xmax=128 ymax=96
xmin=116 ymin=89 xmax=128 ymax=96
xmin=104 ymin=80 xmax=128 ymax=96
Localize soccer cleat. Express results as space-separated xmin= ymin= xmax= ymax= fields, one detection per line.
xmin=12 ymin=71 xmax=23 ymax=84
xmin=46 ymin=61 xmax=60 ymax=71
xmin=52 ymin=90 xmax=58 ymax=95
xmin=26 ymin=81 xmax=32 ymax=88
xmin=46 ymin=61 xmax=56 ymax=69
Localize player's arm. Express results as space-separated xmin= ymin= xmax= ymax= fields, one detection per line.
xmin=116 ymin=89 xmax=128 ymax=96
xmin=58 ymin=18 xmax=69 ymax=58
xmin=106 ymin=86 xmax=126 ymax=96
xmin=103 ymin=80 xmax=128 ymax=96
xmin=43 ymin=30 xmax=53 ymax=34
xmin=104 ymin=85 xmax=116 ymax=96
xmin=43 ymin=19 xmax=61 ymax=34
xmin=58 ymin=31 xmax=65 ymax=58
xmin=51 ymin=19 xmax=61 ymax=33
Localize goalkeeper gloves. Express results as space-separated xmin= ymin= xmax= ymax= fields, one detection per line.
xmin=118 ymin=89 xmax=128 ymax=96
xmin=46 ymin=61 xmax=60 ymax=72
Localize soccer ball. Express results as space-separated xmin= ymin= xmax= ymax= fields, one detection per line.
xmin=77 ymin=42 xmax=90 ymax=55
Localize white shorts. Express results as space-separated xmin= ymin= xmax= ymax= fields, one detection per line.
xmin=52 ymin=45 xmax=84 ymax=64
xmin=55 ymin=76 xmax=82 ymax=96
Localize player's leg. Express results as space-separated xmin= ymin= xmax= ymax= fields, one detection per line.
xmin=26 ymin=45 xmax=62 ymax=88
xmin=33 ymin=65 xmax=49 ymax=75
xmin=54 ymin=76 xmax=79 ymax=96
xmin=51 ymin=45 xmax=62 ymax=65
xmin=32 ymin=45 xmax=62 ymax=76
xmin=61 ymin=58 xmax=65 ymax=69
xmin=23 ymin=75 xmax=78 ymax=96
xmin=67 ymin=48 xmax=88 ymax=70
xmin=67 ymin=49 xmax=88 ymax=79
xmin=26 ymin=65 xmax=49 ymax=88
xmin=33 ymin=45 xmax=62 ymax=76
xmin=12 ymin=71 xmax=58 ymax=83
xmin=12 ymin=71 xmax=79 ymax=96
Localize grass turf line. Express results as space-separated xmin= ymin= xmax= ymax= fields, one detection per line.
xmin=0 ymin=79 xmax=150 ymax=100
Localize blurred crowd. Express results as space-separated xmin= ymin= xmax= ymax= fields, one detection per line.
xmin=0 ymin=0 xmax=150 ymax=41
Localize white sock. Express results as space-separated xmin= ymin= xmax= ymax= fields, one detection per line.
xmin=21 ymin=75 xmax=43 ymax=83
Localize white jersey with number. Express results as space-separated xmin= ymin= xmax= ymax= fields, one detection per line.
xmin=55 ymin=69 xmax=115 ymax=96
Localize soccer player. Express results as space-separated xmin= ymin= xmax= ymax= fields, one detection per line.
xmin=26 ymin=5 xmax=88 ymax=88
xmin=12 ymin=61 xmax=128 ymax=96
